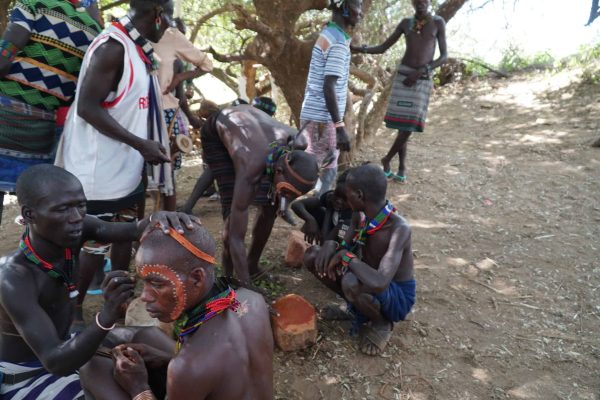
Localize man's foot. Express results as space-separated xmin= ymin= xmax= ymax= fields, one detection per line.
xmin=384 ymin=170 xmax=394 ymax=179
xmin=359 ymin=321 xmax=393 ymax=356
xmin=381 ymin=157 xmax=391 ymax=173
xmin=392 ymin=174 xmax=407 ymax=183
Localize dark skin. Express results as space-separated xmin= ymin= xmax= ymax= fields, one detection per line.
xmin=304 ymin=172 xmax=413 ymax=355
xmin=76 ymin=4 xmax=175 ymax=166
xmin=209 ymin=105 xmax=309 ymax=283
xmin=291 ymin=184 xmax=349 ymax=245
xmin=351 ymin=0 xmax=447 ymax=177
xmin=0 ymin=177 xmax=197 ymax=375
xmin=83 ymin=228 xmax=273 ymax=400
xmin=326 ymin=0 xmax=364 ymax=152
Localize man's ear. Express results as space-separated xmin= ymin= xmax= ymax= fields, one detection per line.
xmin=189 ymin=267 xmax=207 ymax=288
xmin=356 ymin=189 xmax=365 ymax=202
xmin=21 ymin=206 xmax=34 ymax=224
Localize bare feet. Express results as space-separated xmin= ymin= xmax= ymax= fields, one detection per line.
xmin=359 ymin=321 xmax=393 ymax=356
xmin=381 ymin=157 xmax=391 ymax=173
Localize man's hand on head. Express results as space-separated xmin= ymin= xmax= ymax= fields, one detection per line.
xmin=112 ymin=346 xmax=150 ymax=398
xmin=139 ymin=211 xmax=200 ymax=237
xmin=335 ymin=127 xmax=351 ymax=152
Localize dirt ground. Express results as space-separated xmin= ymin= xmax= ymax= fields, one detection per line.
xmin=1 ymin=69 xmax=599 ymax=399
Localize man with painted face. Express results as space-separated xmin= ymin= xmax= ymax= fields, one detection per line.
xmin=304 ymin=164 xmax=415 ymax=356
xmin=0 ymin=164 xmax=196 ymax=399
xmin=55 ymin=0 xmax=175 ymax=325
xmin=351 ymin=0 xmax=447 ymax=183
xmin=80 ymin=223 xmax=273 ymax=400
xmin=200 ymin=105 xmax=319 ymax=284
xmin=299 ymin=0 xmax=362 ymax=196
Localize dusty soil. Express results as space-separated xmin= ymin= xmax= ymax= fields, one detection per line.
xmin=1 ymin=69 xmax=599 ymax=399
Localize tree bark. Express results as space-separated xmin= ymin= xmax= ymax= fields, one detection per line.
xmin=436 ymin=0 xmax=470 ymax=22
xmin=0 ymin=0 xmax=14 ymax=34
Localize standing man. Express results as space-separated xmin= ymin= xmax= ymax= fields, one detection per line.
xmin=352 ymin=0 xmax=447 ymax=182
xmin=300 ymin=0 xmax=363 ymax=196
xmin=200 ymin=105 xmax=319 ymax=283
xmin=55 ymin=0 xmax=174 ymax=324
xmin=0 ymin=0 xmax=101 ymax=217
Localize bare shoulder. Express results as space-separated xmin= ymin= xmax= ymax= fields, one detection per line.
xmin=433 ymin=15 xmax=446 ymax=27
xmin=399 ymin=17 xmax=412 ymax=30
xmin=389 ymin=213 xmax=412 ymax=237
xmin=236 ymin=288 xmax=269 ymax=317
xmin=0 ymin=257 xmax=37 ymax=301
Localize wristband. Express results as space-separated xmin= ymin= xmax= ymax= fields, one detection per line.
xmin=132 ymin=390 xmax=155 ymax=400
xmin=95 ymin=312 xmax=116 ymax=331
xmin=340 ymin=240 xmax=352 ymax=250
xmin=0 ymin=39 xmax=18 ymax=61
xmin=334 ymin=120 xmax=345 ymax=128
xmin=339 ymin=251 xmax=356 ymax=274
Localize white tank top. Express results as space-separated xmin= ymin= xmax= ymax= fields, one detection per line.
xmin=56 ymin=25 xmax=150 ymax=201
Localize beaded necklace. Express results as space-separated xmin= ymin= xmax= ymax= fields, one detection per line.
xmin=353 ymin=201 xmax=396 ymax=248
xmin=19 ymin=228 xmax=79 ymax=299
xmin=113 ymin=15 xmax=158 ymax=71
xmin=411 ymin=13 xmax=432 ymax=34
xmin=174 ymin=283 xmax=240 ymax=352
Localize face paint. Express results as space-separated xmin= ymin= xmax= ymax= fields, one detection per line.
xmin=138 ymin=264 xmax=187 ymax=321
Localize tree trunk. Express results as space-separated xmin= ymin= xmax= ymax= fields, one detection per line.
xmin=436 ymin=0 xmax=470 ymax=22
xmin=0 ymin=0 xmax=14 ymax=34
xmin=587 ymin=0 xmax=599 ymax=25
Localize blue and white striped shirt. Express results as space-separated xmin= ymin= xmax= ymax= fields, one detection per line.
xmin=300 ymin=22 xmax=351 ymax=123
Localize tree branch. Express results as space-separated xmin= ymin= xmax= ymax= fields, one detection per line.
xmin=189 ymin=4 xmax=236 ymax=43
xmin=436 ymin=0 xmax=470 ymax=22
xmin=207 ymin=47 xmax=251 ymax=63
xmin=231 ymin=4 xmax=277 ymax=39
xmin=586 ymin=0 xmax=599 ymax=25
xmin=350 ymin=66 xmax=376 ymax=88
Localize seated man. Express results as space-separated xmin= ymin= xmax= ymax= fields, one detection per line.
xmin=292 ymin=170 xmax=352 ymax=245
xmin=304 ymin=164 xmax=416 ymax=356
xmin=199 ymin=104 xmax=319 ymax=283
xmin=81 ymin=222 xmax=273 ymax=399
xmin=0 ymin=164 xmax=194 ymax=399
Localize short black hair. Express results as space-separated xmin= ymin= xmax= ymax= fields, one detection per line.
xmin=16 ymin=165 xmax=80 ymax=207
xmin=346 ymin=164 xmax=387 ymax=203
xmin=281 ymin=151 xmax=319 ymax=193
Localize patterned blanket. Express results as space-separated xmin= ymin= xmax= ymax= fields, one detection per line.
xmin=0 ymin=360 xmax=84 ymax=399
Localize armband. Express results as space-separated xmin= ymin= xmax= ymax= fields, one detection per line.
xmin=339 ymin=251 xmax=356 ymax=274
xmin=0 ymin=39 xmax=19 ymax=62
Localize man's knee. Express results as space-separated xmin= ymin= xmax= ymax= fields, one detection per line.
xmin=341 ymin=272 xmax=361 ymax=302
xmin=303 ymin=245 xmax=320 ymax=273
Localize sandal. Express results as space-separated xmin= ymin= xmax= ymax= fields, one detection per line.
xmin=359 ymin=322 xmax=394 ymax=356
xmin=392 ymin=174 xmax=407 ymax=183
xmin=384 ymin=170 xmax=394 ymax=179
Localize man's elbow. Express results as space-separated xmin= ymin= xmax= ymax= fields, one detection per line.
xmin=43 ymin=358 xmax=77 ymax=377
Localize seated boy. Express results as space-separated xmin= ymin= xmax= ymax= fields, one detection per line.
xmin=81 ymin=223 xmax=274 ymax=399
xmin=304 ymin=164 xmax=416 ymax=356
xmin=291 ymin=170 xmax=352 ymax=245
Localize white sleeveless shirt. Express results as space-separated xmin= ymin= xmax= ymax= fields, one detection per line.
xmin=56 ymin=24 xmax=150 ymax=201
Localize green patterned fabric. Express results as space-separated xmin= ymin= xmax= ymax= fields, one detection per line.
xmin=0 ymin=0 xmax=101 ymax=111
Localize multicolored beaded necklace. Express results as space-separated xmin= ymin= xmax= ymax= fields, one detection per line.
xmin=174 ymin=284 xmax=240 ymax=352
xmin=113 ymin=15 xmax=158 ymax=71
xmin=19 ymin=228 xmax=79 ymax=299
xmin=411 ymin=13 xmax=432 ymax=34
xmin=353 ymin=200 xmax=396 ymax=248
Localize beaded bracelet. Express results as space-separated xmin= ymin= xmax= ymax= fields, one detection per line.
xmin=0 ymin=39 xmax=18 ymax=61
xmin=95 ymin=312 xmax=116 ymax=331
xmin=339 ymin=240 xmax=352 ymax=250
xmin=339 ymin=252 xmax=356 ymax=274
xmin=132 ymin=390 xmax=155 ymax=400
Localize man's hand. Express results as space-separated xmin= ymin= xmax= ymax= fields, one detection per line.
xmin=301 ymin=218 xmax=321 ymax=245
xmin=402 ymin=68 xmax=424 ymax=87
xmin=99 ymin=271 xmax=135 ymax=324
xmin=113 ymin=343 xmax=173 ymax=369
xmin=336 ymin=126 xmax=351 ymax=152
xmin=137 ymin=139 xmax=171 ymax=165
xmin=112 ymin=346 xmax=150 ymax=398
xmin=315 ymin=240 xmax=338 ymax=278
xmin=139 ymin=211 xmax=200 ymax=236
xmin=163 ymin=72 xmax=185 ymax=95
xmin=326 ymin=249 xmax=347 ymax=280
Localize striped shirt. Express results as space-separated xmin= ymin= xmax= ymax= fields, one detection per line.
xmin=300 ymin=22 xmax=351 ymax=123
xmin=0 ymin=0 xmax=101 ymax=111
